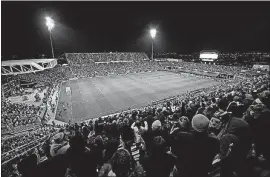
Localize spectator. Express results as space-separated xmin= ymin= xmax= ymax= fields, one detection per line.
xmin=217 ymin=111 xmax=253 ymax=177
xmin=66 ymin=135 xmax=98 ymax=177
xmin=171 ymin=114 xmax=220 ymax=177
xmin=99 ymin=148 xmax=144 ymax=177
xmin=2 ymin=53 xmax=270 ymax=177
xmin=17 ymin=154 xmax=38 ymax=177
xmin=142 ymin=136 xmax=177 ymax=177
xmin=243 ymin=103 xmax=270 ymax=161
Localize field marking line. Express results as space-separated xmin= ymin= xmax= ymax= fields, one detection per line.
xmin=68 ymin=80 xmax=75 ymax=123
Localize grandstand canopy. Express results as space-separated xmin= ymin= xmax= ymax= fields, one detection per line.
xmin=1 ymin=59 xmax=57 ymax=75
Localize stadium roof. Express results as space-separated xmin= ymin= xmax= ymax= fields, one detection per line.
xmin=1 ymin=59 xmax=57 ymax=75
xmin=1 ymin=59 xmax=55 ymax=66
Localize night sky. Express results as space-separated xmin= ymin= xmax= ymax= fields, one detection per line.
xmin=2 ymin=1 xmax=270 ymax=59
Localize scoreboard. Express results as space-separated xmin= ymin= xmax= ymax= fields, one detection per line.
xmin=200 ymin=51 xmax=219 ymax=62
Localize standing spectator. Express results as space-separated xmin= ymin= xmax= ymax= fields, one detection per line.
xmin=99 ymin=149 xmax=144 ymax=177
xmin=17 ymin=154 xmax=38 ymax=177
xmin=143 ymin=120 xmax=168 ymax=154
xmin=142 ymin=136 xmax=177 ymax=177
xmin=66 ymin=135 xmax=98 ymax=177
xmin=218 ymin=111 xmax=253 ymax=177
xmin=243 ymin=103 xmax=270 ymax=161
xmin=172 ymin=114 xmax=220 ymax=177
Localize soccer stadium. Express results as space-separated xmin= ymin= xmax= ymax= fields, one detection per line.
xmin=2 ymin=2 xmax=270 ymax=177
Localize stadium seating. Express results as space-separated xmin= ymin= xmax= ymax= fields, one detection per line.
xmin=1 ymin=54 xmax=270 ymax=177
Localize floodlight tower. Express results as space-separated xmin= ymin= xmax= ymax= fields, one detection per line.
xmin=45 ymin=17 xmax=55 ymax=58
xmin=150 ymin=29 xmax=156 ymax=60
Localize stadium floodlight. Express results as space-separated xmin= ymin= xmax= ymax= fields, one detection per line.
xmin=150 ymin=29 xmax=156 ymax=39
xmin=150 ymin=29 xmax=157 ymax=60
xmin=45 ymin=16 xmax=55 ymax=58
xmin=45 ymin=17 xmax=55 ymax=31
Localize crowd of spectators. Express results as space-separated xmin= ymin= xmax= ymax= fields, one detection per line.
xmin=70 ymin=61 xmax=162 ymax=78
xmin=64 ymin=52 xmax=254 ymax=78
xmin=2 ymin=71 xmax=269 ymax=177
xmin=4 ymin=53 xmax=257 ymax=86
xmin=1 ymin=126 xmax=58 ymax=162
xmin=1 ymin=53 xmax=269 ymax=177
xmin=1 ymin=81 xmax=60 ymax=134
xmin=1 ymin=125 xmax=59 ymax=177
xmin=1 ymin=99 xmax=41 ymax=134
xmin=65 ymin=53 xmax=148 ymax=65
xmin=13 ymin=65 xmax=71 ymax=85
xmin=177 ymin=62 xmax=247 ymax=75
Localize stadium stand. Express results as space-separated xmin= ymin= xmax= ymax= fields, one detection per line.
xmin=1 ymin=53 xmax=270 ymax=177
xmin=65 ymin=52 xmax=149 ymax=65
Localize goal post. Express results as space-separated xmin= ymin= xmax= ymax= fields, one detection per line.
xmin=66 ymin=87 xmax=71 ymax=95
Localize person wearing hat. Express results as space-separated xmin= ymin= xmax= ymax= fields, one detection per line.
xmin=171 ymin=114 xmax=219 ymax=177
xmin=191 ymin=114 xmax=211 ymax=133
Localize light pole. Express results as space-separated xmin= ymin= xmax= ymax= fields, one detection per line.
xmin=150 ymin=29 xmax=156 ymax=60
xmin=45 ymin=17 xmax=55 ymax=58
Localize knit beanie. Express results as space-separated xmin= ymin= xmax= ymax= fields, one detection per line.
xmin=192 ymin=114 xmax=210 ymax=132
xmin=152 ymin=120 xmax=161 ymax=131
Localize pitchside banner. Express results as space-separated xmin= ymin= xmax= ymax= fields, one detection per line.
xmin=253 ymin=64 xmax=269 ymax=71
xmin=155 ymin=58 xmax=182 ymax=62
xmin=167 ymin=58 xmax=182 ymax=62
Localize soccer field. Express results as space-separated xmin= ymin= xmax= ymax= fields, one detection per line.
xmin=55 ymin=71 xmax=218 ymax=123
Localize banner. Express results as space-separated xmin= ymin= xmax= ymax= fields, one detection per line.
xmin=253 ymin=64 xmax=269 ymax=71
